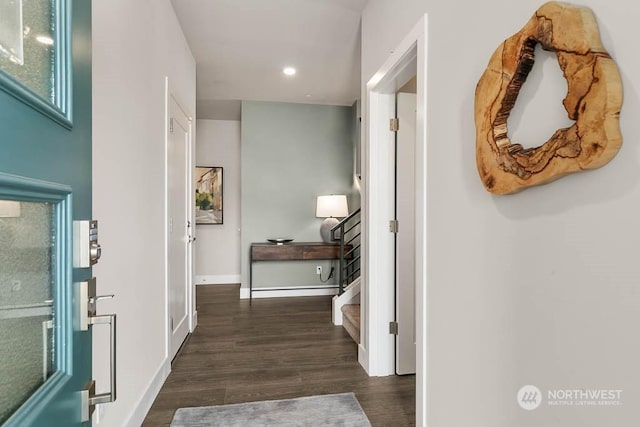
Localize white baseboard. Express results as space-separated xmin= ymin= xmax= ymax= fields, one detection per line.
xmin=124 ymin=358 xmax=171 ymax=427
xmin=358 ymin=341 xmax=394 ymax=377
xmin=240 ymin=286 xmax=339 ymax=299
xmin=358 ymin=343 xmax=370 ymax=376
xmin=332 ymin=277 xmax=361 ymax=325
xmin=191 ymin=310 xmax=198 ymax=332
xmin=195 ymin=274 xmax=240 ymax=285
xmin=332 ymin=295 xmax=343 ymax=326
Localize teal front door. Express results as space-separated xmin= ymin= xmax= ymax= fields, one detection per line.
xmin=0 ymin=0 xmax=93 ymax=425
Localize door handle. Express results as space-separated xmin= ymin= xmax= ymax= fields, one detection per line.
xmin=78 ymin=278 xmax=118 ymax=421
xmin=89 ymin=294 xmax=114 ymax=304
xmin=81 ymin=313 xmax=117 ymax=421
xmin=89 ymin=313 xmax=117 ymax=403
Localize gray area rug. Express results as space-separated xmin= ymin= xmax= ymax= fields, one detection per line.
xmin=170 ymin=392 xmax=372 ymax=427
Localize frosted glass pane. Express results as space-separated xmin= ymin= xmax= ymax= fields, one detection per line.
xmin=0 ymin=201 xmax=55 ymax=424
xmin=0 ymin=0 xmax=55 ymax=102
xmin=0 ymin=0 xmax=24 ymax=64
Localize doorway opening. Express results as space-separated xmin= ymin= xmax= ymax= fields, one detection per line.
xmin=363 ymin=14 xmax=427 ymax=426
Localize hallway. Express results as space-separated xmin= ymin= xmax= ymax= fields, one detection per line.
xmin=143 ymin=285 xmax=415 ymax=426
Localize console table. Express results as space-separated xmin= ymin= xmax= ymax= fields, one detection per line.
xmin=249 ymin=242 xmax=346 ymax=301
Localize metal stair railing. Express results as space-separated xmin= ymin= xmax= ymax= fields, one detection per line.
xmin=331 ymin=208 xmax=361 ymax=294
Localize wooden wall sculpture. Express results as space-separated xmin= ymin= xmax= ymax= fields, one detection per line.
xmin=475 ymin=1 xmax=622 ymax=195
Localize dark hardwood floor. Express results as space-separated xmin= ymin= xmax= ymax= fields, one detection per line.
xmin=143 ymin=285 xmax=415 ymax=426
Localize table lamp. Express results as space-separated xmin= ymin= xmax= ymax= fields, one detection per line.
xmin=316 ymin=195 xmax=348 ymax=243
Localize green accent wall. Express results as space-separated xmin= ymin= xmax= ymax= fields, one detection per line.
xmin=241 ymin=101 xmax=358 ymax=290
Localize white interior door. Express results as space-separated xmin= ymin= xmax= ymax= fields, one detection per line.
xmin=168 ymin=97 xmax=190 ymax=360
xmin=396 ymin=92 xmax=417 ymax=375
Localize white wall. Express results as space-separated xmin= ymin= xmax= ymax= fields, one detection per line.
xmin=92 ymin=1 xmax=196 ymax=425
xmin=195 ymin=120 xmax=241 ymax=284
xmin=363 ymin=1 xmax=640 ymax=426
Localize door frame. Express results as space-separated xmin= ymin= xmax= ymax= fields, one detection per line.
xmin=362 ymin=14 xmax=428 ymax=426
xmin=163 ymin=78 xmax=196 ymax=360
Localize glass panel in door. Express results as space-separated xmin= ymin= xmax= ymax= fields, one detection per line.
xmin=0 ymin=200 xmax=56 ymax=423
xmin=0 ymin=0 xmax=56 ymax=102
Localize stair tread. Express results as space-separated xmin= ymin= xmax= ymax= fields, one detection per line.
xmin=341 ymin=304 xmax=360 ymax=323
xmin=341 ymin=304 xmax=360 ymax=344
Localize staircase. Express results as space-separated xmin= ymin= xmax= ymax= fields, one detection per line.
xmin=341 ymin=304 xmax=360 ymax=344
xmin=332 ymin=208 xmax=361 ymax=295
xmin=331 ymin=209 xmax=361 ymax=344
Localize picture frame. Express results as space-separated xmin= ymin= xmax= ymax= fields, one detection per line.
xmin=195 ymin=166 xmax=223 ymax=225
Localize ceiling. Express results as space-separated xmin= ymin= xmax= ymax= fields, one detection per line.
xmin=170 ymin=0 xmax=367 ymax=120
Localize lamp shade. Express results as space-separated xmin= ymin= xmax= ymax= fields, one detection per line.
xmin=316 ymin=195 xmax=348 ymax=218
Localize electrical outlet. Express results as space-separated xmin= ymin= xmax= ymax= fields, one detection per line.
xmin=316 ymin=266 xmax=322 ymax=275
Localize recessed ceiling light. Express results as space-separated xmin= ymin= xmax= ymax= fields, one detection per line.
xmin=283 ymin=67 xmax=296 ymax=76
xmin=36 ymin=35 xmax=54 ymax=46
xmin=305 ymin=94 xmax=312 ymax=98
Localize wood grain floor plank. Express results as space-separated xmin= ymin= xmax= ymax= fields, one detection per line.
xmin=142 ymin=285 xmax=415 ymax=426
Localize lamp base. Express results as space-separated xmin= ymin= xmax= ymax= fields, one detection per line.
xmin=320 ymin=217 xmax=340 ymax=243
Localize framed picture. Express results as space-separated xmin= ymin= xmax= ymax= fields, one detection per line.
xmin=195 ymin=166 xmax=223 ymax=224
